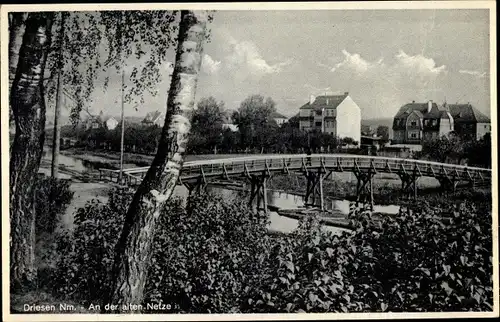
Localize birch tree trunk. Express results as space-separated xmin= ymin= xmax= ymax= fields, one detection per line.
xmin=107 ymin=10 xmax=208 ymax=309
xmin=10 ymin=12 xmax=54 ymax=292
xmin=8 ymin=13 xmax=28 ymax=127
xmin=8 ymin=13 xmax=27 ymax=93
xmin=51 ymin=14 xmax=66 ymax=178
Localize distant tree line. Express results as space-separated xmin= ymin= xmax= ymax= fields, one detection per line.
xmin=415 ymin=132 xmax=491 ymax=168
xmin=61 ymin=94 xmax=359 ymax=155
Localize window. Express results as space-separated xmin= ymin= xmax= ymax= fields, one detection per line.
xmin=411 ymin=121 xmax=417 ymax=126
xmin=432 ymin=120 xmax=437 ymax=126
xmin=315 ymin=121 xmax=322 ymax=127
xmin=424 ymin=120 xmax=429 ymax=126
xmin=410 ymin=133 xmax=417 ymax=138
xmin=316 ymin=110 xmax=322 ymax=116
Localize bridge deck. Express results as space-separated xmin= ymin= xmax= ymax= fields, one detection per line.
xmin=98 ymin=154 xmax=492 ymax=187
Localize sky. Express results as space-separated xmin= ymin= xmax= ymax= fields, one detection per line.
xmin=54 ymin=9 xmax=491 ymax=121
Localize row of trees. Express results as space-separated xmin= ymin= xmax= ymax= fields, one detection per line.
xmin=66 ymin=95 xmax=359 ymax=155
xmin=417 ymin=132 xmax=492 ymax=168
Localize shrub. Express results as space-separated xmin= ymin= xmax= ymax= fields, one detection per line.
xmin=241 ymin=215 xmax=360 ymax=313
xmin=143 ymin=193 xmax=270 ymax=313
xmin=343 ymin=201 xmax=493 ymax=312
xmin=53 ymin=188 xmax=492 ymax=313
xmin=54 ymin=190 xmax=268 ymax=312
xmin=35 ymin=174 xmax=74 ymax=235
xmin=53 ymin=188 xmax=136 ymax=304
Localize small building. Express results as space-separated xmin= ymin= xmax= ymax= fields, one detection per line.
xmin=83 ymin=112 xmax=120 ymax=131
xmin=298 ymin=91 xmax=361 ymax=145
xmin=84 ymin=114 xmax=103 ymax=130
xmin=103 ymin=116 xmax=119 ymax=130
xmin=447 ymin=103 xmax=491 ymax=140
xmin=142 ymin=110 xmax=165 ymax=127
xmin=360 ymin=135 xmax=384 ymax=150
xmin=271 ymin=111 xmax=289 ymax=126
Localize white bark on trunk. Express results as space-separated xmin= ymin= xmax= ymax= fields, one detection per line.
xmin=107 ymin=10 xmax=208 ymax=310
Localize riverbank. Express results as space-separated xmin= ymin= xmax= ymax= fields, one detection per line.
xmin=59 ymin=147 xmax=253 ymax=169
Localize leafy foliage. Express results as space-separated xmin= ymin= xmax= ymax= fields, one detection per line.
xmin=417 ymin=133 xmax=491 ymax=167
xmin=188 ymin=97 xmax=227 ymax=154
xmin=53 ymin=189 xmax=136 ymax=303
xmin=144 ymin=193 xmax=270 ymax=313
xmin=34 ymin=174 xmax=74 ymax=235
xmin=344 ymin=200 xmax=493 ymax=312
xmin=53 ymin=191 xmax=492 ymax=312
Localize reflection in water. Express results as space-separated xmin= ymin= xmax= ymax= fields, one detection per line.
xmin=46 ymin=152 xmax=396 ymax=236
xmin=174 ymin=186 xmax=397 ymax=235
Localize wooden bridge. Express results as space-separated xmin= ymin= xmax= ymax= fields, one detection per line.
xmin=98 ymin=154 xmax=492 ymax=211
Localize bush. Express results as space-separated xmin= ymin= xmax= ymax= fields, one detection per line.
xmin=53 ymin=189 xmax=492 ymax=312
xmin=54 ymin=190 xmax=269 ymax=312
xmin=35 ymin=174 xmax=74 ymax=235
xmin=343 ymin=201 xmax=493 ymax=312
xmin=53 ymin=189 xmax=136 ymax=304
xmin=143 ymin=193 xmax=270 ymax=313
xmin=241 ymin=215 xmax=360 ymax=313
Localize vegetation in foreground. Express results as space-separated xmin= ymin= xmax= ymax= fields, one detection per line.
xmin=23 ymin=182 xmax=493 ymax=313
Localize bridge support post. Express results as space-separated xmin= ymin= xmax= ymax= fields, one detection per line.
xmin=248 ymin=172 xmax=269 ymax=214
xmin=304 ymin=168 xmax=326 ymax=211
xmin=437 ymin=166 xmax=460 ymax=194
xmin=185 ymin=176 xmax=208 ymax=197
xmin=398 ymin=172 xmax=420 ymax=200
xmin=353 ymin=168 xmax=375 ymax=211
xmin=437 ymin=177 xmax=458 ymax=194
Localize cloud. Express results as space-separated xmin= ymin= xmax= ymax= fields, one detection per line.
xmin=201 ymin=54 xmax=221 ymax=74
xmin=459 ymin=69 xmax=487 ymax=78
xmin=315 ymin=49 xmax=449 ymax=118
xmin=304 ymin=84 xmax=331 ymax=94
xmin=393 ymin=50 xmax=446 ymax=75
xmin=225 ymin=35 xmax=292 ymax=76
xmin=325 ymin=49 xmax=446 ymax=79
xmin=330 ymin=49 xmax=383 ymax=74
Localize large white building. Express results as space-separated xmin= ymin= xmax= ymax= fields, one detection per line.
xmin=298 ymin=92 xmax=361 ymax=144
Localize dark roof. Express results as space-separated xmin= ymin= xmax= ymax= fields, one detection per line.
xmin=448 ymin=104 xmax=490 ymax=123
xmin=143 ymin=110 xmax=163 ymax=123
xmin=271 ymin=111 xmax=288 ymax=119
xmin=393 ymin=102 xmax=442 ymax=119
xmin=299 ymin=93 xmax=349 ymax=111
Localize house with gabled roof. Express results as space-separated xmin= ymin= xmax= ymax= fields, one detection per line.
xmin=392 ymin=100 xmax=490 ymax=144
xmin=142 ymin=110 xmax=165 ymax=127
xmin=298 ymin=92 xmax=361 ymax=144
xmin=447 ymin=103 xmax=491 ymax=140
xmin=392 ymin=100 xmax=453 ymax=144
xmin=271 ymin=111 xmax=289 ymax=126
xmin=83 ymin=111 xmax=119 ymax=131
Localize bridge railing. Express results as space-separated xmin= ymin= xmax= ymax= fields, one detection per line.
xmin=111 ymin=154 xmax=491 ymax=185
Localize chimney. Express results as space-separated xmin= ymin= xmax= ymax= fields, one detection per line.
xmin=427 ymin=100 xmax=433 ymax=113
xmin=309 ymin=95 xmax=315 ymax=105
xmin=344 ymin=92 xmax=349 ymax=96
xmin=412 ymin=100 xmax=415 ymax=103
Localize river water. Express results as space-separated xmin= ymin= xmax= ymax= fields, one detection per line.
xmin=42 ymin=151 xmax=400 ymax=235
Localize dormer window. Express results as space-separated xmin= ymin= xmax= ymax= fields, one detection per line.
xmin=411 ymin=121 xmax=417 ymax=126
